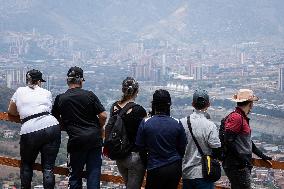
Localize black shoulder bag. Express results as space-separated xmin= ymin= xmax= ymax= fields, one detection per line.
xmin=187 ymin=116 xmax=221 ymax=182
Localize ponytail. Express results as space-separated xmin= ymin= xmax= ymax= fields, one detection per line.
xmin=119 ymin=77 xmax=139 ymax=103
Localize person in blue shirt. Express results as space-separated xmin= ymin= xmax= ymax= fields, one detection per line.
xmin=136 ymin=89 xmax=187 ymax=189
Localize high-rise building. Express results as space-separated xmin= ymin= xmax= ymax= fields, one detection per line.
xmin=279 ymin=67 xmax=284 ymax=91
xmin=154 ymin=68 xmax=161 ymax=83
xmin=194 ymin=66 xmax=203 ymax=80
xmin=187 ymin=64 xmax=195 ymax=77
xmin=240 ymin=52 xmax=245 ymax=64
xmin=162 ymin=54 xmax=166 ymax=76
xmin=6 ymin=68 xmax=27 ymax=89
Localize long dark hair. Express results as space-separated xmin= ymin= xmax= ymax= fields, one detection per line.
xmin=119 ymin=77 xmax=139 ymax=104
xmin=151 ymin=89 xmax=171 ymax=116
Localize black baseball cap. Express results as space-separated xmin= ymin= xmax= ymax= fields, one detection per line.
xmin=67 ymin=66 xmax=85 ymax=81
xmin=152 ymin=89 xmax=172 ymax=105
xmin=193 ymin=89 xmax=209 ymax=104
xmin=26 ymin=69 xmax=46 ymax=82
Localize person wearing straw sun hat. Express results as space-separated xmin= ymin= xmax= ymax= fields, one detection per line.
xmin=232 ymin=88 xmax=259 ymax=102
xmin=223 ymin=89 xmax=272 ymax=189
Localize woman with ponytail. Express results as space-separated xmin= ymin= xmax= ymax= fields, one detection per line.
xmin=108 ymin=77 xmax=147 ymax=189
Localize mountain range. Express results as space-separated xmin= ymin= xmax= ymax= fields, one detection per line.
xmin=1 ymin=0 xmax=284 ymax=46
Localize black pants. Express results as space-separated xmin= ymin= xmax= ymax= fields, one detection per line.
xmin=146 ymin=160 xmax=182 ymax=189
xmin=20 ymin=125 xmax=61 ymax=189
xmin=224 ymin=167 xmax=251 ymax=189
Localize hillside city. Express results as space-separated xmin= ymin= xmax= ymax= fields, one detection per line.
xmin=0 ymin=29 xmax=284 ymax=188
xmin=1 ymin=1 xmax=284 ymax=188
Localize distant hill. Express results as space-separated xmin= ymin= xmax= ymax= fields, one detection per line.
xmin=0 ymin=86 xmax=14 ymax=112
xmin=1 ymin=0 xmax=284 ymax=46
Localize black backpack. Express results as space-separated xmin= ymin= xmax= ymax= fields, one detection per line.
xmin=104 ymin=102 xmax=137 ymax=160
xmin=219 ymin=111 xmax=243 ymax=161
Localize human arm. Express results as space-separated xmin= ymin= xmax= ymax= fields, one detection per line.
xmin=8 ymin=101 xmax=19 ymax=116
xmin=98 ymin=111 xmax=107 ymax=128
xmin=135 ymin=120 xmax=146 ymax=150
xmin=90 ymin=92 xmax=107 ymax=128
xmin=177 ymin=121 xmax=187 ymax=158
xmin=252 ymin=141 xmax=272 ymax=161
xmin=51 ymin=95 xmax=66 ymax=130
xmin=98 ymin=111 xmax=107 ymax=138
xmin=207 ymin=123 xmax=222 ymax=160
xmin=224 ymin=114 xmax=252 ymax=167
xmin=135 ymin=120 xmax=148 ymax=166
xmin=8 ymin=90 xmax=19 ymax=116
xmin=51 ymin=95 xmax=60 ymax=121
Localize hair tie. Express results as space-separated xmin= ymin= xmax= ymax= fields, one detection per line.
xmin=126 ymin=85 xmax=134 ymax=95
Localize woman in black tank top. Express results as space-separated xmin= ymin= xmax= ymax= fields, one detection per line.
xmin=105 ymin=77 xmax=147 ymax=189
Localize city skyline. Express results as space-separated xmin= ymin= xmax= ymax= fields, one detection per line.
xmin=1 ymin=1 xmax=284 ymax=188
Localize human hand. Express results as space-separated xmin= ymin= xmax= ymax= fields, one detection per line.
xmin=265 ymin=160 xmax=273 ymax=167
xmin=102 ymin=147 xmax=109 ymax=158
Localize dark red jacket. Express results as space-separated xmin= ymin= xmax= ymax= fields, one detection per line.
xmin=223 ymin=107 xmax=252 ymax=168
xmin=225 ymin=107 xmax=251 ymax=134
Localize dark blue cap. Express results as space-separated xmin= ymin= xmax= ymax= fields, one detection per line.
xmin=193 ymin=89 xmax=209 ymax=104
xmin=26 ymin=69 xmax=46 ymax=82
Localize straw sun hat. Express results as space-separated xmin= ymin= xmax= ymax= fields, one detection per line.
xmin=232 ymin=89 xmax=259 ymax=102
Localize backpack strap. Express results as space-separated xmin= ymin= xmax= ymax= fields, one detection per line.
xmin=187 ymin=116 xmax=205 ymax=156
xmin=118 ymin=102 xmax=137 ymax=117
xmin=110 ymin=101 xmax=122 ymax=116
xmin=113 ymin=101 xmax=122 ymax=110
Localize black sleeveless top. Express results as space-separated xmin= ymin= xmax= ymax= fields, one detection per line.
xmin=110 ymin=102 xmax=147 ymax=151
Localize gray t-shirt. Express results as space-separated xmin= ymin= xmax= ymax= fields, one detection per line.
xmin=180 ymin=111 xmax=221 ymax=179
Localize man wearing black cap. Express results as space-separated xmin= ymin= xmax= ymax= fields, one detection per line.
xmin=26 ymin=69 xmax=46 ymax=82
xmin=180 ymin=89 xmax=221 ymax=189
xmin=8 ymin=69 xmax=61 ymax=189
xmin=52 ymin=66 xmax=107 ymax=189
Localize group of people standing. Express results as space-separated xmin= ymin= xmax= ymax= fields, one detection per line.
xmin=8 ymin=66 xmax=272 ymax=189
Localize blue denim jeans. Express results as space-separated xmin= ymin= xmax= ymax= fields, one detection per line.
xmin=20 ymin=125 xmax=61 ymax=189
xmin=182 ymin=178 xmax=214 ymax=189
xmin=69 ymin=147 xmax=102 ymax=189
